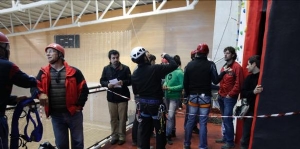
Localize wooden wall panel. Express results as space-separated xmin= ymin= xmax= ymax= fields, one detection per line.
xmin=3 ymin=1 xmax=216 ymax=84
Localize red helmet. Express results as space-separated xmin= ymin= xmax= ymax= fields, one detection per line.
xmin=161 ymin=58 xmax=168 ymax=64
xmin=45 ymin=43 xmax=65 ymax=57
xmin=0 ymin=32 xmax=9 ymax=43
xmin=0 ymin=32 xmax=10 ymax=59
xmin=195 ymin=43 xmax=209 ymax=54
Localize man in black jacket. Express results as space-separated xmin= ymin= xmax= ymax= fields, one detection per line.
xmin=0 ymin=32 xmax=37 ymax=149
xmin=131 ymin=47 xmax=177 ymax=149
xmin=100 ymin=49 xmax=131 ymax=145
xmin=240 ymin=55 xmax=263 ymax=149
xmin=183 ymin=44 xmax=224 ymax=149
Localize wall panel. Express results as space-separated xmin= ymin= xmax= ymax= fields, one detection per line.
xmin=3 ymin=1 xmax=216 ymax=84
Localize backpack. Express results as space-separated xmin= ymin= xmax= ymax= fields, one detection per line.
xmin=10 ymin=92 xmax=43 ymax=149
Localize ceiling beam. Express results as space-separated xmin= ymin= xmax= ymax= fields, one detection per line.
xmin=0 ymin=0 xmax=61 ymax=15
xmin=5 ymin=0 xmax=199 ymax=37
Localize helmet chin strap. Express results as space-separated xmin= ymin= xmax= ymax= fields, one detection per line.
xmin=50 ymin=52 xmax=64 ymax=64
xmin=50 ymin=55 xmax=62 ymax=64
xmin=145 ymin=55 xmax=151 ymax=64
xmin=0 ymin=44 xmax=9 ymax=60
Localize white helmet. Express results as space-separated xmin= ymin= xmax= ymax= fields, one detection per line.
xmin=130 ymin=47 xmax=146 ymax=60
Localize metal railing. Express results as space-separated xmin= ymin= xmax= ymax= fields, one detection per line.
xmin=6 ymin=85 xmax=136 ymax=149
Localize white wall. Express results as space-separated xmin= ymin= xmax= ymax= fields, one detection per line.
xmin=212 ymin=0 xmax=241 ymax=71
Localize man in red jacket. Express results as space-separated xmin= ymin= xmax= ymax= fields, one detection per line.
xmin=34 ymin=43 xmax=89 ymax=149
xmin=216 ymin=46 xmax=244 ymax=149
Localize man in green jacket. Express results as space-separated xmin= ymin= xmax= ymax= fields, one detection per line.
xmin=162 ymin=55 xmax=184 ymax=145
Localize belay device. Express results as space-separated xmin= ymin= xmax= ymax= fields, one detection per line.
xmin=10 ymin=92 xmax=43 ymax=149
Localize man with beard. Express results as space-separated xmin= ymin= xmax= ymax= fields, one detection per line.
xmin=100 ymin=49 xmax=131 ymax=145
xmin=34 ymin=43 xmax=89 ymax=149
xmin=216 ymin=46 xmax=244 ymax=149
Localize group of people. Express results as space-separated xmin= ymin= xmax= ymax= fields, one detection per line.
xmin=0 ymin=30 xmax=263 ymax=149
xmin=183 ymin=45 xmax=263 ymax=149
xmin=0 ymin=32 xmax=88 ymax=149
xmin=128 ymin=44 xmax=263 ymax=149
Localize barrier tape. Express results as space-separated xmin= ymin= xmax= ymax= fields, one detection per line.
xmin=175 ymin=111 xmax=300 ymax=118
xmin=104 ymin=88 xmax=300 ymax=119
xmin=104 ymin=87 xmax=131 ymax=100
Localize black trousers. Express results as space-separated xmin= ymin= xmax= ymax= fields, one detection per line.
xmin=132 ymin=115 xmax=139 ymax=143
xmin=139 ymin=104 xmax=166 ymax=149
xmin=240 ymin=115 xmax=253 ymax=148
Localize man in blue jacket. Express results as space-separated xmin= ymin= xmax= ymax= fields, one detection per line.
xmin=0 ymin=32 xmax=37 ymax=149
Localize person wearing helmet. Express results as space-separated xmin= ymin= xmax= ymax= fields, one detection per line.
xmin=130 ymin=47 xmax=177 ymax=149
xmin=0 ymin=32 xmax=37 ymax=149
xmin=32 ymin=43 xmax=89 ymax=149
xmin=100 ymin=49 xmax=131 ymax=146
xmin=183 ymin=43 xmax=225 ymax=149
xmin=182 ymin=49 xmax=201 ymax=134
xmin=132 ymin=52 xmax=156 ymax=147
xmin=215 ymin=46 xmax=244 ymax=149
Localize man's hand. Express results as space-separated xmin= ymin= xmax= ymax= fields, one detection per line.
xmin=162 ymin=85 xmax=168 ymax=90
xmin=161 ymin=53 xmax=167 ymax=58
xmin=117 ymin=80 xmax=123 ymax=86
xmin=224 ymin=66 xmax=232 ymax=73
xmin=39 ymin=93 xmax=48 ymax=106
xmin=76 ymin=106 xmax=82 ymax=112
xmin=108 ymin=83 xmax=115 ymax=88
xmin=254 ymin=85 xmax=263 ymax=94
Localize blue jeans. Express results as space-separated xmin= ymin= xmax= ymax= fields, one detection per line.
xmin=165 ymin=99 xmax=178 ymax=136
xmin=184 ymin=95 xmax=211 ymax=149
xmin=218 ymin=96 xmax=237 ymax=146
xmin=51 ymin=111 xmax=84 ymax=149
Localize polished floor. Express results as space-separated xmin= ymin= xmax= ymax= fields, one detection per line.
xmin=101 ymin=106 xmax=240 ymax=149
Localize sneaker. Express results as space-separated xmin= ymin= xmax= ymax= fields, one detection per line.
xmin=110 ymin=139 xmax=118 ymax=145
xmin=183 ymin=145 xmax=191 ymax=149
xmin=215 ymin=138 xmax=226 ymax=143
xmin=117 ymin=140 xmax=125 ymax=145
xmin=221 ymin=144 xmax=235 ymax=149
xmin=166 ymin=136 xmax=173 ymax=145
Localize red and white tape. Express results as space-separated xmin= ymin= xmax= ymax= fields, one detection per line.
xmin=104 ymin=88 xmax=300 ymax=118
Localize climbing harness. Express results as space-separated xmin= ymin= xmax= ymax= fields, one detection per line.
xmin=157 ymin=104 xmax=166 ymax=134
xmin=10 ymin=92 xmax=43 ymax=149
